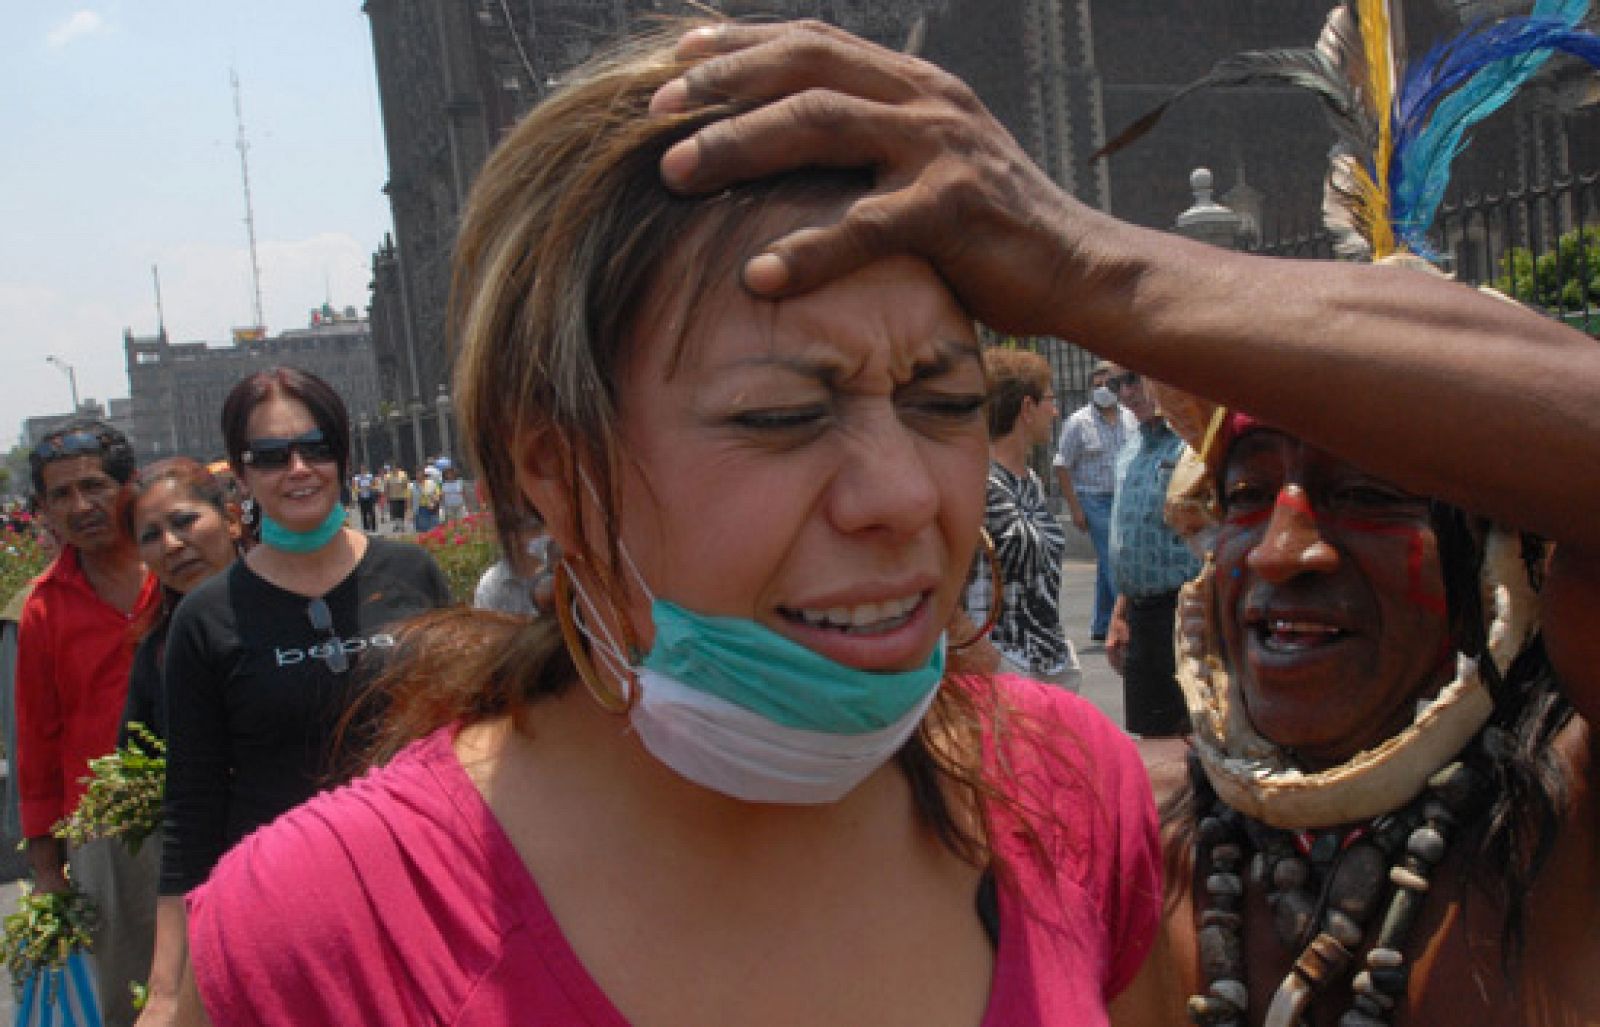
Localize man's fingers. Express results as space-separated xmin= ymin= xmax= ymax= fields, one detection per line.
xmin=742 ymin=192 xmax=924 ymax=299
xmin=673 ymin=21 xmax=802 ymax=59
xmin=654 ymin=22 xmax=925 ymax=119
xmin=661 ymin=89 xmax=898 ymax=193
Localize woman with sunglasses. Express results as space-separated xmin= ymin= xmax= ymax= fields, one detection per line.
xmin=139 ymin=367 xmax=450 ymax=1027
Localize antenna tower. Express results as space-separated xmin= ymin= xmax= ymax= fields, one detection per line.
xmin=232 ymin=68 xmax=266 ymax=331
xmin=152 ymin=264 xmax=166 ymax=336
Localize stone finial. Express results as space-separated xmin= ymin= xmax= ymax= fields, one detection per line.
xmin=1175 ymin=167 xmax=1247 ymax=250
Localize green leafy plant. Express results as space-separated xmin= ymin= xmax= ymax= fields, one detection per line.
xmin=414 ymin=511 xmax=499 ymax=604
xmin=0 ymin=522 xmax=51 ymax=614
xmin=53 ymin=724 xmax=165 ymax=856
xmin=2 ymin=885 xmax=97 ymax=994
xmin=1495 ymin=225 xmax=1600 ymax=324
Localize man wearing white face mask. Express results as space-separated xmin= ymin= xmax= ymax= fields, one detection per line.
xmin=1053 ymin=360 xmax=1137 ymax=642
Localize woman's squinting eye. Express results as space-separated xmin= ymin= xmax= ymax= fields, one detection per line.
xmin=900 ymin=391 xmax=988 ymax=422
xmin=728 ymin=404 xmax=831 ymax=433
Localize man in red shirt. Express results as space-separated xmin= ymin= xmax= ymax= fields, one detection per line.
xmin=16 ymin=420 xmax=159 ymax=1026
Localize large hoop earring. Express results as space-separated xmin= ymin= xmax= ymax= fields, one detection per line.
xmin=950 ymin=529 xmax=1003 ymax=651
xmin=552 ymin=560 xmax=638 ymax=715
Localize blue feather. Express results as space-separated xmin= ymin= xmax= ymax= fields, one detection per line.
xmin=1392 ymin=2 xmax=1596 ymax=251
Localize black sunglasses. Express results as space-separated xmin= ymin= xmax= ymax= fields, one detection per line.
xmin=1107 ymin=372 xmax=1141 ymax=390
xmin=306 ymin=597 xmax=349 ymax=674
xmin=32 ymin=431 xmax=104 ymax=462
xmin=242 ymin=430 xmax=338 ymax=470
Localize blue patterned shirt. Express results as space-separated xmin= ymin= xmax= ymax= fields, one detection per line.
xmin=1109 ymin=418 xmax=1202 ymax=598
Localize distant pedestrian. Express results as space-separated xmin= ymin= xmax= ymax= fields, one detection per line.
xmin=967 ymin=346 xmax=1083 ymax=690
xmin=1053 ymin=360 xmax=1136 ymax=641
xmin=353 ymin=465 xmax=378 ymax=532
xmin=383 ymin=465 xmax=410 ymax=531
xmin=415 ymin=465 xmax=442 ymax=533
xmin=1105 ymin=373 xmax=1201 ymax=737
xmin=440 ymin=465 xmax=467 ymax=523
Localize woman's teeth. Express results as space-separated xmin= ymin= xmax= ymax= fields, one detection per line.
xmin=793 ymin=594 xmax=922 ymax=635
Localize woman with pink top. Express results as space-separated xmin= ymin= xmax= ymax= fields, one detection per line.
xmin=169 ymin=22 xmax=1164 ymax=1026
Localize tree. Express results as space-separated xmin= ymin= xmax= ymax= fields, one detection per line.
xmin=1495 ymin=226 xmax=1600 ymax=320
xmin=3 ymin=445 xmax=30 ymax=503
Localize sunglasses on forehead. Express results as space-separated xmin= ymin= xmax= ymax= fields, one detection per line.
xmin=242 ymin=430 xmax=338 ymax=470
xmin=32 ymin=431 xmax=104 ymax=462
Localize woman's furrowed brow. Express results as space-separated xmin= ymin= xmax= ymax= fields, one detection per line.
xmin=904 ymin=339 xmax=983 ymax=384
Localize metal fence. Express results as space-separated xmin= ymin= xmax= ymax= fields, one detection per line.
xmin=1254 ymin=171 xmax=1600 ymax=335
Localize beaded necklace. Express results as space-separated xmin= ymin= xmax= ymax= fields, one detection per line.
xmin=1187 ymin=731 xmax=1495 ymax=1027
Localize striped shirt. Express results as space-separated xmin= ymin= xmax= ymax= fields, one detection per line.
xmin=1053 ymin=404 xmax=1138 ymax=496
xmin=967 ymin=462 xmax=1073 ymax=676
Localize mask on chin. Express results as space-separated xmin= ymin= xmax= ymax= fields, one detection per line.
xmin=564 ymin=554 xmax=945 ymax=805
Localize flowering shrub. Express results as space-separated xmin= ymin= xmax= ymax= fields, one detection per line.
xmin=414 ymin=511 xmax=500 ymax=604
xmin=0 ymin=523 xmax=51 ymax=612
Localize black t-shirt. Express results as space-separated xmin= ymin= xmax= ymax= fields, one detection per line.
xmin=159 ymin=538 xmax=451 ymax=894
xmin=122 ymin=613 xmax=172 ymax=745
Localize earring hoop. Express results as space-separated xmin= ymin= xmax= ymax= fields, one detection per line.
xmin=950 ymin=529 xmax=1003 ymax=651
xmin=552 ymin=560 xmax=637 ymax=715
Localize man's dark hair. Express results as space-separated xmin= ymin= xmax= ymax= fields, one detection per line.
xmin=28 ymin=418 xmax=136 ymax=497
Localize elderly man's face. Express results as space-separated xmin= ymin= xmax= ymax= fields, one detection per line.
xmin=1211 ymin=430 xmax=1453 ymax=769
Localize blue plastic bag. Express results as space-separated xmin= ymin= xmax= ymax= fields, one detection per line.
xmin=13 ymin=951 xmax=101 ymax=1027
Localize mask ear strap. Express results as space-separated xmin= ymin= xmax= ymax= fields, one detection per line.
xmin=553 ymin=561 xmax=637 ymax=714
xmin=577 ymin=463 xmax=657 ymax=622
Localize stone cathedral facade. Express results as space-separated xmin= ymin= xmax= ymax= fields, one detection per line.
xmin=362 ymin=0 xmax=1599 ymax=405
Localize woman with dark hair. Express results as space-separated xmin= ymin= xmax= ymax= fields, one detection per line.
xmin=168 ymin=24 xmax=1164 ymax=1026
xmin=107 ymin=458 xmax=239 ymax=1027
xmin=139 ymin=367 xmax=451 ymax=1026
xmin=120 ymin=458 xmax=241 ymax=743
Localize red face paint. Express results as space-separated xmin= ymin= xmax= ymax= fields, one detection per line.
xmin=1318 ymin=515 xmax=1448 ymax=616
xmin=1274 ymin=487 xmax=1315 ymax=517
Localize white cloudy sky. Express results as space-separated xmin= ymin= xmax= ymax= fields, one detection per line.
xmin=1 ymin=4 xmax=391 ymax=444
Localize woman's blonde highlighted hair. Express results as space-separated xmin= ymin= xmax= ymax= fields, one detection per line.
xmin=361 ymin=19 xmax=1089 ymax=872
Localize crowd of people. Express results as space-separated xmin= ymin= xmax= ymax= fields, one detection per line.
xmin=347 ymin=460 xmax=468 ymax=535
xmin=1 ymin=9 xmax=1597 ymax=1026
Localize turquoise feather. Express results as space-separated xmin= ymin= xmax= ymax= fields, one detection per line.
xmin=1392 ymin=0 xmax=1591 ymax=252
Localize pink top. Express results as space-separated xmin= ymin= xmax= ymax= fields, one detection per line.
xmin=189 ymin=675 xmax=1159 ymax=1025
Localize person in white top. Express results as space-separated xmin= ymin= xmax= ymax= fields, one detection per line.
xmin=1052 ymin=360 xmax=1136 ymax=641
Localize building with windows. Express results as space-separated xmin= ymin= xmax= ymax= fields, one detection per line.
xmin=362 ymin=0 xmax=1600 ymax=405
xmin=123 ymin=306 xmax=380 ymax=464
